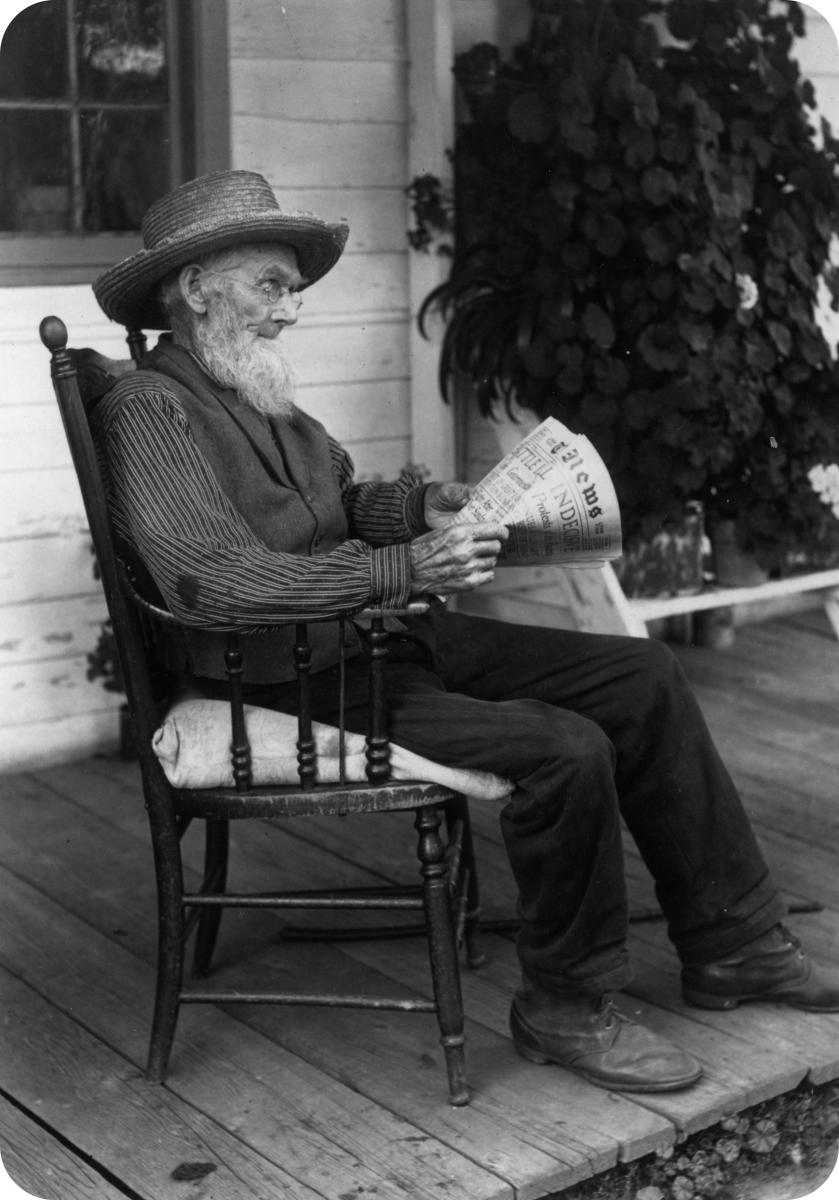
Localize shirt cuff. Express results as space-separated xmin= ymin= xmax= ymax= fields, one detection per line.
xmin=403 ymin=483 xmax=431 ymax=534
xmin=369 ymin=543 xmax=413 ymax=607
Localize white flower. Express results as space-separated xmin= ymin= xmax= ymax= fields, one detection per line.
xmin=809 ymin=462 xmax=839 ymax=520
xmin=735 ymin=272 xmax=759 ymax=310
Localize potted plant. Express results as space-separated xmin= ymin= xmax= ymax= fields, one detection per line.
xmin=414 ymin=0 xmax=839 ymax=588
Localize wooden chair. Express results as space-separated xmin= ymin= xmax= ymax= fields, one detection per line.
xmin=40 ymin=314 xmax=486 ymax=1106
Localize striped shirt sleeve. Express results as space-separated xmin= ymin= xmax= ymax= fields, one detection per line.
xmin=327 ymin=438 xmax=430 ymax=543
xmin=95 ymin=384 xmax=414 ymax=627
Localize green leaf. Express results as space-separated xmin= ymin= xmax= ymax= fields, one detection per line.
xmin=582 ymin=303 xmax=616 ymax=349
xmin=581 ymin=393 xmax=619 ymax=426
xmin=593 ymin=357 xmax=629 ymax=395
xmin=622 ymin=123 xmax=656 ymax=168
xmin=556 ymin=342 xmax=583 ymax=368
xmin=549 ymin=177 xmax=579 ymax=210
xmin=771 ymin=380 xmax=794 ymax=413
xmin=789 ymin=253 xmax=815 ymax=290
xmin=624 ymin=390 xmax=653 ymax=430
xmin=745 ymin=334 xmax=776 ymax=373
xmin=747 ymin=1119 xmax=780 ymax=1155
xmin=677 ymin=317 xmax=713 ymax=352
xmin=507 ymin=92 xmax=553 ymax=143
xmin=641 ymin=220 xmax=682 ymax=265
xmin=582 ymin=210 xmax=626 ymax=256
xmin=658 ymin=121 xmax=690 ymax=164
xmin=638 ymin=324 xmax=686 ymax=371
xmin=557 ymin=364 xmax=584 ymax=395
xmin=605 ymin=55 xmax=638 ymax=107
xmin=521 ymin=339 xmax=557 ymax=378
xmin=730 ymin=118 xmax=755 ymax=150
xmin=763 ymin=259 xmax=788 ymax=296
xmin=749 ymin=135 xmax=774 ymax=168
xmin=633 ymin=84 xmax=659 ymax=128
xmin=641 ymin=166 xmax=678 ymax=205
xmin=666 ymin=0 xmax=702 ymax=41
xmin=801 ymin=332 xmax=829 ymax=366
xmin=648 ymin=270 xmax=676 ymax=301
xmin=783 ymin=362 xmax=812 ymax=383
xmin=683 ymin=281 xmax=716 ymax=313
xmin=767 ymin=321 xmax=792 ymax=356
xmin=559 ymin=111 xmax=599 ymax=158
xmin=584 ymin=163 xmax=613 ymax=192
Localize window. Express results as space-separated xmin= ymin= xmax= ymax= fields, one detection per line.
xmin=0 ymin=0 xmax=229 ymax=283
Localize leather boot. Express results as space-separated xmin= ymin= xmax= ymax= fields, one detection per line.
xmin=510 ymin=984 xmax=702 ymax=1093
xmin=682 ymin=924 xmax=839 ymax=1012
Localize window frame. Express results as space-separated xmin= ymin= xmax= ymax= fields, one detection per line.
xmin=0 ymin=0 xmax=229 ymax=285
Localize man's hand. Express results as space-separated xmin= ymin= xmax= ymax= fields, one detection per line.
xmin=409 ymin=522 xmax=508 ymax=597
xmin=424 ymin=481 xmax=473 ymax=529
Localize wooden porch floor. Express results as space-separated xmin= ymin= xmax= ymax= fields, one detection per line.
xmin=1 ymin=611 xmax=838 ymax=1200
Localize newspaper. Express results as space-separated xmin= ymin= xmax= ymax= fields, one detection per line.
xmin=454 ymin=418 xmax=623 ymax=567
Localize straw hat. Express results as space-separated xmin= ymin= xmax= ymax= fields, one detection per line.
xmin=93 ymin=170 xmax=349 ymax=330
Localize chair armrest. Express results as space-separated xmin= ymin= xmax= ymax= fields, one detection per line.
xmin=358 ymin=599 xmax=431 ymax=620
xmin=119 ymin=559 xmax=432 ymax=793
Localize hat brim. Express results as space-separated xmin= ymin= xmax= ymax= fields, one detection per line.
xmin=93 ymin=210 xmax=349 ymax=330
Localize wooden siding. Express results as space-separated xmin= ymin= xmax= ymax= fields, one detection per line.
xmin=227 ymin=0 xmax=418 ymax=477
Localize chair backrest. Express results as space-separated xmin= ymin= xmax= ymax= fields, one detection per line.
xmin=40 ymin=317 xmax=192 ymax=808
xmin=40 ymin=315 xmax=402 ymax=803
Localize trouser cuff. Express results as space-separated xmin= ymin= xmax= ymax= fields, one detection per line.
xmin=676 ymin=889 xmax=788 ymax=967
xmin=522 ymin=958 xmax=635 ymax=998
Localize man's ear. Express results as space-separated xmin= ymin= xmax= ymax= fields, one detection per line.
xmin=179 ymin=264 xmax=208 ymax=315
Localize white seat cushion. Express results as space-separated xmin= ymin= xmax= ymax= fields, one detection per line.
xmin=153 ymin=699 xmax=513 ymax=801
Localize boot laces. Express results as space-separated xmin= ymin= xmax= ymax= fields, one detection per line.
xmin=595 ymin=995 xmax=630 ymax=1029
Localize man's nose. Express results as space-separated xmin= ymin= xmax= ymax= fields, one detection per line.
xmin=272 ymin=293 xmax=302 ymax=324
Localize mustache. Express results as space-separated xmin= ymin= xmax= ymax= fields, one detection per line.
xmin=248 ymin=318 xmax=281 ymax=339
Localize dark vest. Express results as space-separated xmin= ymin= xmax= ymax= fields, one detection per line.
xmin=132 ymin=338 xmax=364 ymax=684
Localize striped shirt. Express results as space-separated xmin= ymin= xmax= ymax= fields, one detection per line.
xmin=95 ymin=379 xmax=428 ymax=629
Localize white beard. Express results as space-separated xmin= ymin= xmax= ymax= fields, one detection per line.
xmin=191 ymin=293 xmax=299 ymax=420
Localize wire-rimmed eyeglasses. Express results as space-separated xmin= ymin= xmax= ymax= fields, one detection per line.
xmin=202 ymin=270 xmax=304 ymax=308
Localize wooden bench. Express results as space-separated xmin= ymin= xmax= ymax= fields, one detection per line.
xmin=624 ymin=566 xmax=839 ymax=639
xmin=456 ymin=563 xmax=839 ymax=641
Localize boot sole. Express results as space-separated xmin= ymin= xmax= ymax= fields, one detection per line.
xmin=512 ymin=1037 xmax=703 ymax=1093
xmin=683 ymin=984 xmax=839 ymax=1013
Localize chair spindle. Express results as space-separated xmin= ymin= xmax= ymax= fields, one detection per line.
xmin=126 ymin=326 xmax=148 ymax=364
xmin=294 ymin=622 xmax=316 ymax=788
xmin=366 ymin=614 xmax=391 ymax=782
xmin=224 ymin=633 xmax=252 ymax=790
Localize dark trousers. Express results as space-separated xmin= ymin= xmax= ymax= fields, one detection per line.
xmin=241 ymin=608 xmax=785 ymax=995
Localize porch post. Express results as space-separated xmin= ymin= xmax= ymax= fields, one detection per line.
xmin=406 ymin=0 xmax=456 ymax=482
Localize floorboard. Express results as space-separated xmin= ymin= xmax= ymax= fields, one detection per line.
xmin=0 ymin=1095 xmax=128 ymax=1200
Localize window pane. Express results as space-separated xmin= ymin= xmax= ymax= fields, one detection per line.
xmin=0 ymin=0 xmax=68 ymax=100
xmin=77 ymin=0 xmax=167 ymax=104
xmin=81 ymin=107 xmax=168 ymax=230
xmin=0 ymin=110 xmax=71 ymax=231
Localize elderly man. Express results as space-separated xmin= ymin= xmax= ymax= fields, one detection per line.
xmin=92 ymin=170 xmax=839 ymax=1096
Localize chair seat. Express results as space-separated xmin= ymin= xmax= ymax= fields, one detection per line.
xmin=172 ymin=778 xmax=456 ymax=819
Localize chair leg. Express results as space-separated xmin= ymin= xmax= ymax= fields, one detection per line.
xmin=445 ymin=795 xmax=486 ymax=968
xmin=146 ymin=826 xmax=186 ymax=1083
xmin=415 ymin=805 xmax=469 ymax=1106
xmin=193 ymin=819 xmax=229 ymax=977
